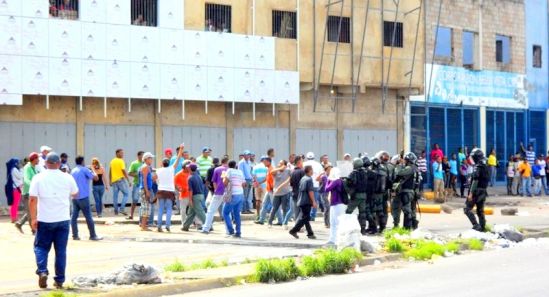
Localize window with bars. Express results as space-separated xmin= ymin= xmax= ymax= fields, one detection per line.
xmin=205 ymin=3 xmax=232 ymax=33
xmin=272 ymin=10 xmax=297 ymax=39
xmin=384 ymin=21 xmax=403 ymax=48
xmin=49 ymin=0 xmax=79 ymax=20
xmin=327 ymin=16 xmax=350 ymax=43
xmin=533 ymin=45 xmax=542 ymax=68
xmin=131 ymin=0 xmax=157 ymax=27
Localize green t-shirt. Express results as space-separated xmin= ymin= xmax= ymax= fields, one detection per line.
xmin=23 ymin=163 xmax=37 ymax=195
xmin=196 ymin=155 xmax=213 ymax=178
xmin=129 ymin=160 xmax=143 ymax=184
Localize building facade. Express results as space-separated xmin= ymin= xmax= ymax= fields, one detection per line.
xmin=411 ymin=0 xmax=548 ymax=184
xmin=0 ymin=0 xmax=424 ymax=204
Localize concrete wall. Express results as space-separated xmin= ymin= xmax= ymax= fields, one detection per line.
xmin=525 ymin=0 xmax=549 ymax=109
xmin=425 ymin=0 xmax=525 ymax=73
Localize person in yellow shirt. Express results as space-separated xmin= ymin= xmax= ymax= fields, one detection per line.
xmin=518 ymin=158 xmax=532 ymax=197
xmin=110 ymin=149 xmax=131 ymax=215
xmin=487 ymin=149 xmax=498 ymax=187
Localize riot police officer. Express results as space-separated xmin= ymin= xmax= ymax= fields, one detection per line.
xmin=344 ymin=158 xmax=370 ymax=235
xmin=393 ymin=152 xmax=420 ymax=230
xmin=464 ymin=148 xmax=490 ymax=232
xmin=369 ymin=156 xmax=388 ymax=234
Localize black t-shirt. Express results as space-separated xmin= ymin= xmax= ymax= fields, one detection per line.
xmin=290 ymin=168 xmax=305 ymax=200
xmin=298 ymin=175 xmax=314 ymax=206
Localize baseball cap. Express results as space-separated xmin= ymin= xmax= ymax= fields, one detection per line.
xmin=202 ymin=146 xmax=211 ymax=152
xmin=189 ymin=163 xmax=198 ymax=171
xmin=182 ymin=160 xmax=191 ymax=168
xmin=306 ymin=152 xmax=315 ymax=160
xmin=343 ymin=153 xmax=351 ymax=158
xmin=243 ymin=150 xmax=252 ymax=155
xmin=40 ymin=145 xmax=52 ymax=152
xmin=261 ymin=156 xmax=272 ymax=163
xmin=29 ymin=152 xmax=39 ymax=161
xmin=164 ymin=148 xmax=173 ymax=155
xmin=46 ymin=152 xmax=60 ymax=164
xmin=143 ymin=152 xmax=155 ymax=160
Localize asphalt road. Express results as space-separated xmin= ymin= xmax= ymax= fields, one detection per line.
xmin=173 ymin=244 xmax=549 ymax=297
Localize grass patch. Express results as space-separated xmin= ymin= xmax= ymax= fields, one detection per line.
xmin=300 ymin=255 xmax=325 ymax=277
xmin=164 ymin=259 xmax=187 ymax=272
xmin=253 ymin=258 xmax=301 ymax=283
xmin=404 ymin=241 xmax=447 ymax=260
xmin=41 ymin=291 xmax=77 ymax=297
xmin=219 ymin=259 xmax=229 ymax=267
xmin=444 ymin=241 xmax=460 ymax=253
xmin=383 ymin=227 xmax=411 ymax=240
xmin=386 ymin=238 xmax=405 ymax=253
xmin=191 ymin=259 xmax=219 ymax=270
xmin=466 ymin=239 xmax=484 ymax=251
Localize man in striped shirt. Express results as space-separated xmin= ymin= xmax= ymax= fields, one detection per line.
xmin=417 ymin=151 xmax=427 ymax=192
xmin=196 ymin=147 xmax=213 ymax=180
xmin=520 ymin=142 xmax=536 ymax=166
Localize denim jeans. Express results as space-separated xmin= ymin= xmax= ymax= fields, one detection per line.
xmin=148 ymin=200 xmax=156 ymax=226
xmin=203 ymin=194 xmax=224 ymax=232
xmin=157 ymin=199 xmax=173 ymax=228
xmin=34 ymin=220 xmax=70 ymax=284
xmin=310 ymin=188 xmax=321 ymax=219
xmin=112 ymin=179 xmax=129 ymax=214
xmin=70 ymin=198 xmax=97 ymax=239
xmin=269 ymin=193 xmax=291 ymax=225
xmin=291 ymin=195 xmax=302 ymax=221
xmin=533 ymin=178 xmax=542 ymax=196
xmin=489 ymin=166 xmax=497 ymax=186
xmin=282 ymin=194 xmax=293 ymax=225
xmin=259 ymin=192 xmax=282 ymax=223
xmin=92 ymin=185 xmax=105 ymax=216
xmin=542 ymin=176 xmax=548 ymax=194
xmin=223 ymin=194 xmax=243 ymax=236
xmin=131 ymin=184 xmax=140 ymax=204
xmin=242 ymin=180 xmax=253 ymax=212
xmin=522 ymin=177 xmax=532 ymax=196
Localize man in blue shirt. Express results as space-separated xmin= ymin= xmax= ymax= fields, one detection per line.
xmin=238 ymin=150 xmax=254 ymax=214
xmin=182 ymin=163 xmax=207 ymax=231
xmin=70 ymin=156 xmax=102 ymax=241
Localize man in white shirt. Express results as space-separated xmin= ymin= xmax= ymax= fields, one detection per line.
xmin=155 ymin=145 xmax=183 ymax=232
xmin=29 ymin=152 xmax=78 ymax=290
xmin=303 ymin=152 xmax=324 ymax=220
xmin=36 ymin=145 xmax=52 ymax=173
xmin=538 ymin=155 xmax=548 ymax=195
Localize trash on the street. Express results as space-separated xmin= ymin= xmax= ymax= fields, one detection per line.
xmin=336 ymin=214 xmax=362 ymax=251
xmin=72 ymin=263 xmax=162 ymax=287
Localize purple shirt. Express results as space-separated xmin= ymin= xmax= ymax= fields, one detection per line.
xmin=71 ymin=165 xmax=94 ymax=199
xmin=319 ymin=175 xmax=328 ymax=193
xmin=325 ymin=178 xmax=344 ymax=206
xmin=212 ymin=165 xmax=228 ymax=195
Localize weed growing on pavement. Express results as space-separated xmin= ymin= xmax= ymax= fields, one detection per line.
xmin=191 ymin=259 xmax=219 ymax=270
xmin=383 ymin=227 xmax=411 ymax=240
xmin=254 ymin=258 xmax=301 ymax=283
xmin=300 ymin=255 xmax=325 ymax=276
xmin=466 ymin=239 xmax=484 ymax=251
xmin=164 ymin=259 xmax=187 ymax=272
xmin=386 ymin=238 xmax=405 ymax=253
xmin=404 ymin=241 xmax=447 ymax=260
xmin=40 ymin=291 xmax=77 ymax=297
xmin=219 ymin=259 xmax=229 ymax=267
xmin=444 ymin=241 xmax=461 ymax=253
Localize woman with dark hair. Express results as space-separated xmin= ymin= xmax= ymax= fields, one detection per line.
xmin=5 ymin=158 xmax=23 ymax=223
xmin=91 ymin=158 xmax=109 ymax=218
xmin=223 ymin=160 xmax=246 ymax=238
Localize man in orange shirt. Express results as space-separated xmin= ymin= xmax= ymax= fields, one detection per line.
xmin=174 ymin=161 xmax=191 ymax=230
xmin=518 ymin=158 xmax=532 ymax=197
xmin=255 ymin=157 xmax=282 ymax=224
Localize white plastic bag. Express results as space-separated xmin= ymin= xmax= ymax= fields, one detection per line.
xmin=336 ymin=214 xmax=361 ymax=251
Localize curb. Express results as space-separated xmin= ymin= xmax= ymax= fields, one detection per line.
xmin=85 ymin=253 xmax=401 ymax=297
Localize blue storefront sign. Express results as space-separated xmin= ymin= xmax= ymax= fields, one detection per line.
xmin=422 ymin=64 xmax=528 ymax=109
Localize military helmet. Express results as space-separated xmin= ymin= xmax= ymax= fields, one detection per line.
xmin=391 ymin=154 xmax=401 ymax=165
xmin=404 ymin=152 xmax=418 ymax=164
xmin=362 ymin=156 xmax=371 ymax=167
xmin=353 ymin=157 xmax=364 ymax=169
xmin=470 ymin=148 xmax=485 ymax=163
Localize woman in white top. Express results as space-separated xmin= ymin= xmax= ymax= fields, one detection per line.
xmin=155 ymin=146 xmax=183 ymax=232
xmin=222 ymin=160 xmax=246 ymax=238
xmin=6 ymin=158 xmax=23 ymax=223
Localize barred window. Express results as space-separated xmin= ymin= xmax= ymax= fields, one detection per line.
xmin=272 ymin=10 xmax=297 ymax=39
xmin=384 ymin=21 xmax=403 ymax=48
xmin=49 ymin=0 xmax=79 ymax=20
xmin=533 ymin=45 xmax=542 ymax=68
xmin=131 ymin=0 xmax=158 ymax=27
xmin=205 ymin=3 xmax=232 ymax=33
xmin=327 ymin=16 xmax=350 ymax=43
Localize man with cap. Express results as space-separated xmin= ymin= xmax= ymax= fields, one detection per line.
xmin=196 ymin=147 xmax=213 ymax=180
xmin=343 ymin=153 xmax=352 ymax=162
xmin=138 ymin=152 xmax=155 ymax=231
xmin=70 ymin=156 xmax=102 ymax=241
xmin=182 ymin=163 xmax=207 ymax=231
xmin=59 ymin=153 xmax=70 ymax=173
xmin=239 ymin=150 xmax=254 ymax=214
xmin=29 ymin=152 xmax=79 ymax=289
xmin=15 ymin=152 xmax=40 ymax=234
xmin=37 ymin=145 xmax=52 ymax=173
xmin=303 ymin=152 xmax=324 ymax=220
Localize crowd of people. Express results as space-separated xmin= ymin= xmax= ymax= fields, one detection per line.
xmin=418 ymin=143 xmax=549 ymax=200
xmin=3 ymin=140 xmax=547 ymax=289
